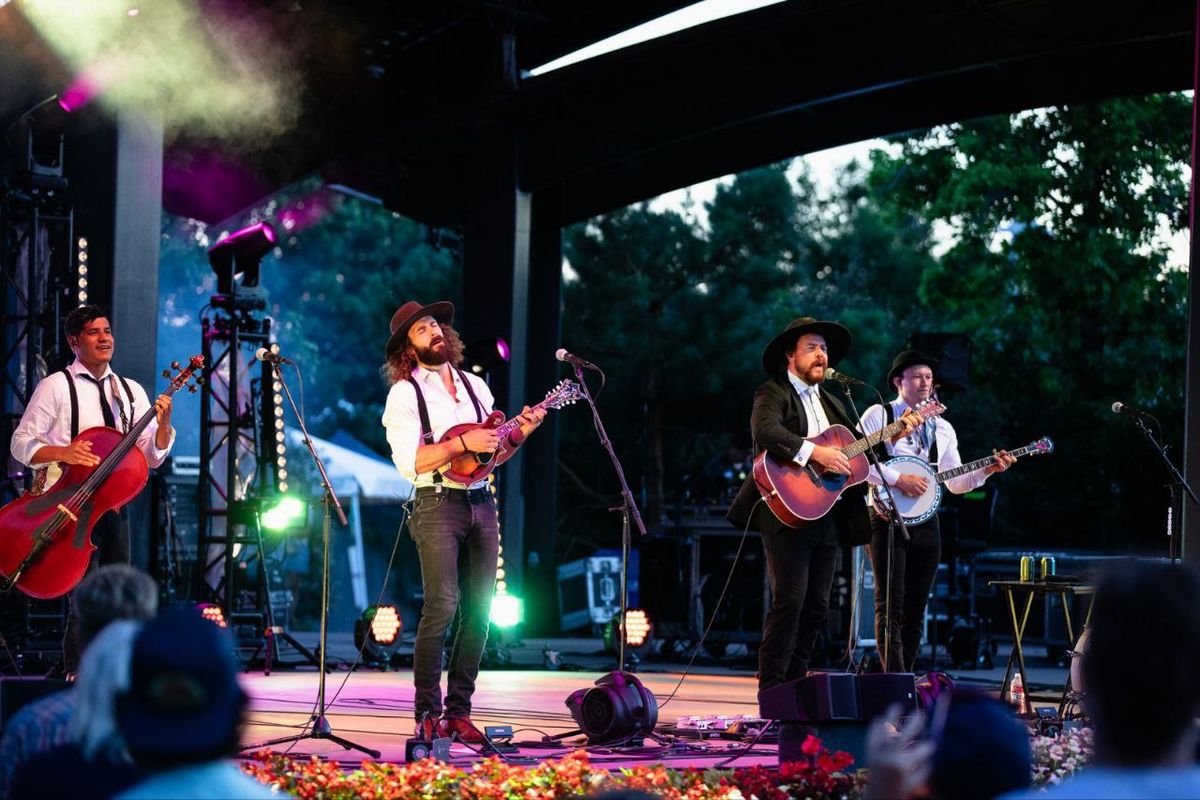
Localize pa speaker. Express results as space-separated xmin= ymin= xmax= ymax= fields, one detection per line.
xmin=758 ymin=673 xmax=859 ymax=722
xmin=565 ymin=671 xmax=659 ymax=744
xmin=857 ymin=672 xmax=917 ymax=720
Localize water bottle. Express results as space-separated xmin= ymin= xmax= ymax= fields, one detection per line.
xmin=1010 ymin=672 xmax=1027 ymax=714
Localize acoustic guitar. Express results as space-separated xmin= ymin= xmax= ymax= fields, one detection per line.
xmin=753 ymin=397 xmax=946 ymax=526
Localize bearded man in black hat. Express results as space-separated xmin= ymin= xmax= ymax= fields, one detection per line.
xmin=381 ymin=300 xmax=544 ymax=743
xmin=859 ymin=350 xmax=1014 ymax=672
xmin=728 ymin=318 xmax=922 ymax=693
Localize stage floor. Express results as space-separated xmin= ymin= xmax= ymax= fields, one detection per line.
xmin=235 ymin=634 xmax=1072 ymax=771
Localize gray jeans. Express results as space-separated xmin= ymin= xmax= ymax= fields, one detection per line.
xmin=409 ymin=486 xmax=498 ymax=720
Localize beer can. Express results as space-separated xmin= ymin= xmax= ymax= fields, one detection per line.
xmin=1040 ymin=556 xmax=1056 ymax=579
xmin=1019 ymin=556 xmax=1035 ymax=582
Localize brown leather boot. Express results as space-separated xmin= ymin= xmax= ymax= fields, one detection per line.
xmin=442 ymin=715 xmax=486 ymax=744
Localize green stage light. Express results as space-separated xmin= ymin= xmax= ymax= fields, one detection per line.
xmin=490 ymin=592 xmax=523 ymax=629
xmin=261 ymin=495 xmax=306 ymax=531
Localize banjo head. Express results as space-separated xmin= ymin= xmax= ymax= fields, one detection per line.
xmin=884 ymin=456 xmax=942 ymax=525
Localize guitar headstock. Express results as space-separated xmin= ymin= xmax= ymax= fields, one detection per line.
xmin=161 ymin=355 xmax=206 ymax=395
xmin=913 ymin=397 xmax=948 ymax=421
xmin=543 ymin=380 xmax=583 ymax=410
xmin=1029 ymin=436 xmax=1054 ymax=455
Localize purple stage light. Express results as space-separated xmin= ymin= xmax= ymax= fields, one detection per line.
xmin=58 ymin=78 xmax=97 ymax=113
xmin=495 ymin=338 xmax=511 ymax=362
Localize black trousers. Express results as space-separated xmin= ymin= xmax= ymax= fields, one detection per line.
xmin=758 ymin=515 xmax=839 ymax=691
xmin=63 ymin=510 xmax=130 ymax=672
xmin=867 ymin=511 xmax=940 ymax=672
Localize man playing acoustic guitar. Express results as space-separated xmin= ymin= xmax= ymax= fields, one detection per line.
xmin=381 ymin=300 xmax=544 ymax=744
xmin=859 ymin=350 xmax=1014 ymax=672
xmin=9 ymin=305 xmax=174 ymax=673
xmin=727 ymin=317 xmax=924 ymax=693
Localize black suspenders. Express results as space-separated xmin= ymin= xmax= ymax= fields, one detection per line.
xmin=406 ymin=368 xmax=485 ymax=484
xmin=60 ymin=369 xmax=136 ymax=439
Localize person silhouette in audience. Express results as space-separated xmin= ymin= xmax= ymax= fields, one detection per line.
xmin=1006 ymin=561 xmax=1200 ymax=799
xmin=112 ymin=605 xmax=274 ymax=799
xmin=0 ymin=564 xmax=157 ymax=799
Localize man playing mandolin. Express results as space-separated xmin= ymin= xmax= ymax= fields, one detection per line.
xmin=727 ymin=317 xmax=924 ymax=694
xmin=9 ymin=305 xmax=175 ymax=672
xmin=381 ymin=300 xmax=544 ymax=744
xmin=860 ymin=350 xmax=1014 ymax=672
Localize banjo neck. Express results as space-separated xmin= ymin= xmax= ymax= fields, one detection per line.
xmin=934 ymin=441 xmax=1045 ymax=483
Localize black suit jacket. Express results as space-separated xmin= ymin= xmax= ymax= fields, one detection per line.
xmin=727 ymin=374 xmax=872 ymax=545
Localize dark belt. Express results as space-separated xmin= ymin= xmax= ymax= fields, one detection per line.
xmin=415 ymin=485 xmax=491 ymax=503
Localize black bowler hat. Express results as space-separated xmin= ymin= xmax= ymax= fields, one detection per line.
xmin=761 ymin=316 xmax=851 ymax=375
xmin=385 ymin=300 xmax=454 ymax=360
xmin=887 ymin=349 xmax=939 ymax=387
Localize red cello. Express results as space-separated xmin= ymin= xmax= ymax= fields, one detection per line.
xmin=0 ymin=355 xmax=204 ymax=599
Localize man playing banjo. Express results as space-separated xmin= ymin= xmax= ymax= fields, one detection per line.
xmin=859 ymin=349 xmax=1015 ymax=672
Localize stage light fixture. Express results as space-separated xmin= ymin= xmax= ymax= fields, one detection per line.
xmin=76 ymin=237 xmax=89 ymax=304
xmin=464 ymin=337 xmax=511 ymax=375
xmin=354 ymin=604 xmax=402 ymax=666
xmin=196 ymin=602 xmax=227 ymax=628
xmin=490 ymin=592 xmax=523 ymax=629
xmin=565 ymin=670 xmax=659 ymax=744
xmin=261 ymin=495 xmax=306 ymax=532
xmin=8 ymin=95 xmax=69 ymax=182
xmin=207 ymin=221 xmax=277 ymax=295
xmin=603 ymin=608 xmax=654 ymax=652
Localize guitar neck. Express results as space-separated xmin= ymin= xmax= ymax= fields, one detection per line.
xmin=494 ymin=399 xmax=554 ymax=440
xmin=843 ymin=417 xmax=916 ymax=458
xmin=936 ymin=443 xmax=1039 ymax=483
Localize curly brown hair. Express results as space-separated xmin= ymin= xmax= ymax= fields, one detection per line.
xmin=382 ymin=324 xmax=466 ymax=385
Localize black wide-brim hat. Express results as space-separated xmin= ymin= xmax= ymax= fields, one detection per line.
xmin=761 ymin=316 xmax=852 ymax=375
xmin=385 ymin=300 xmax=454 ymax=360
xmin=887 ymin=349 xmax=939 ymax=386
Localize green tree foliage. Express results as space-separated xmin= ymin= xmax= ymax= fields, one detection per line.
xmin=561 ymin=93 xmax=1189 ymax=554
xmin=868 ymin=95 xmax=1190 ymax=549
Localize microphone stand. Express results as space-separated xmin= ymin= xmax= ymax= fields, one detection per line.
xmin=1127 ymin=412 xmax=1199 ymax=564
xmin=572 ymin=360 xmax=646 ymax=672
xmin=834 ymin=380 xmax=911 ymax=673
xmin=243 ymin=360 xmax=380 ymax=758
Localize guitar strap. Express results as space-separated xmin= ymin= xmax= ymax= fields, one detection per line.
xmin=886 ymin=401 xmax=939 ymax=464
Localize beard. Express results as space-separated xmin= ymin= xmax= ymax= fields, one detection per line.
xmin=415 ymin=339 xmax=449 ymax=367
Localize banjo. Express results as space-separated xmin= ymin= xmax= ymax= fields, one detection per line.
xmin=871 ymin=436 xmax=1054 ymax=524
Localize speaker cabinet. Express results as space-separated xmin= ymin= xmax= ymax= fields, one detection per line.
xmin=858 ymin=672 xmax=917 ymax=720
xmin=758 ymin=673 xmax=860 ymax=722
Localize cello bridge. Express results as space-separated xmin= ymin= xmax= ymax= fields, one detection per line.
xmin=56 ymin=504 xmax=78 ymax=522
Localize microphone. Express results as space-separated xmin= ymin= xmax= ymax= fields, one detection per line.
xmin=824 ymin=368 xmax=868 ymax=386
xmin=555 ymin=348 xmax=599 ymax=370
xmin=255 ymin=347 xmax=293 ymax=366
xmin=1112 ymin=401 xmax=1150 ymax=418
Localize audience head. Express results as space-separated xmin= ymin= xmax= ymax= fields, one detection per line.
xmin=75 ymin=564 xmax=158 ymax=652
xmin=70 ymin=619 xmax=143 ymax=764
xmin=116 ymin=605 xmax=247 ymax=767
xmin=928 ymin=689 xmax=1031 ymax=800
xmin=1083 ymin=561 xmax=1200 ymax=765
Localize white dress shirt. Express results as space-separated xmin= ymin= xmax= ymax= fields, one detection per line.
xmin=10 ymin=360 xmax=174 ymax=488
xmin=860 ymin=398 xmax=989 ymax=501
xmin=382 ymin=365 xmax=496 ymax=490
xmin=786 ymin=371 xmax=832 ymax=467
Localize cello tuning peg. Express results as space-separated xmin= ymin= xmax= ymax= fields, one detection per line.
xmin=171 ymin=360 xmax=181 ymax=370
xmin=195 ymin=376 xmax=206 ymax=385
xmin=162 ymin=369 xmax=171 ymax=379
xmin=188 ymin=384 xmax=198 ymax=393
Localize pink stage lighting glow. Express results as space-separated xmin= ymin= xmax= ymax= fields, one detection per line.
xmin=496 ymin=338 xmax=511 ymax=362
xmin=58 ymin=78 xmax=98 ymax=113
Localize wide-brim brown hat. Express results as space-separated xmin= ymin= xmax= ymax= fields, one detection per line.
xmin=761 ymin=316 xmax=851 ymax=375
xmin=385 ymin=300 xmax=454 ymax=359
xmin=887 ymin=349 xmax=939 ymax=386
